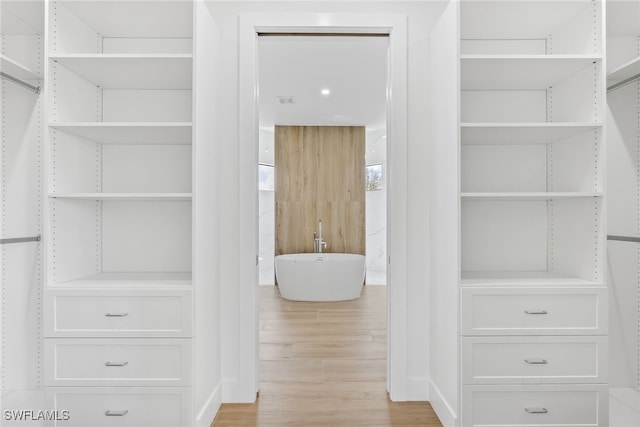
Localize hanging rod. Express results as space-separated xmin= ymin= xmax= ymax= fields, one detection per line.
xmin=0 ymin=235 xmax=41 ymax=245
xmin=607 ymin=72 xmax=640 ymax=94
xmin=607 ymin=235 xmax=640 ymax=243
xmin=0 ymin=71 xmax=40 ymax=94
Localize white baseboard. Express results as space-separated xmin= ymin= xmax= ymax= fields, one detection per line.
xmin=429 ymin=380 xmax=457 ymax=427
xmin=196 ymin=383 xmax=222 ymax=427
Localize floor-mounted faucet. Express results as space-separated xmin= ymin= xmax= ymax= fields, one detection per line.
xmin=314 ymin=219 xmax=327 ymax=253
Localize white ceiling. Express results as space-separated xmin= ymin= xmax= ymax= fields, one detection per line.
xmin=258 ymin=35 xmax=389 ymax=130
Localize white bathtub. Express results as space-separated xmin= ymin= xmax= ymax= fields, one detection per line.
xmin=274 ymin=253 xmax=365 ymax=301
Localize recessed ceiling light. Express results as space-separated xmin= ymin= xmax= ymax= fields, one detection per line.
xmin=321 ymin=88 xmax=331 ymax=96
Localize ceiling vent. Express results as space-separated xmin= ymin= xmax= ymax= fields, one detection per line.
xmin=277 ymin=96 xmax=295 ymax=105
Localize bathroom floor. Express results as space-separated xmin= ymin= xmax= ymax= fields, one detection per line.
xmin=211 ymin=285 xmax=442 ymax=426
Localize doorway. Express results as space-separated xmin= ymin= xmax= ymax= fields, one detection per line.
xmin=234 ymin=13 xmax=411 ymax=402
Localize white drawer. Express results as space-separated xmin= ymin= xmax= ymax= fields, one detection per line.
xmin=45 ymin=387 xmax=191 ymax=426
xmin=45 ymin=289 xmax=192 ymax=337
xmin=44 ymin=338 xmax=191 ymax=386
xmin=460 ymin=287 xmax=608 ymax=336
xmin=461 ymin=384 xmax=609 ymax=427
xmin=461 ymin=336 xmax=608 ymax=384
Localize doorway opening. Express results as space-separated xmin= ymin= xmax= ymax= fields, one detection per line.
xmin=255 ymin=33 xmax=390 ymax=421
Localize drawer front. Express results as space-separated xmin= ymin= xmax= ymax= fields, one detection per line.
xmin=45 ymin=289 xmax=193 ymax=337
xmin=461 ymin=336 xmax=608 ymax=384
xmin=461 ymin=385 xmax=609 ymax=427
xmin=44 ymin=338 xmax=191 ymax=386
xmin=460 ymin=287 xmax=608 ymax=335
xmin=45 ymin=387 xmax=191 ymax=426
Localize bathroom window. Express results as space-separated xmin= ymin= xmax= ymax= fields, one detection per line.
xmin=366 ymin=164 xmax=383 ymax=191
xmin=259 ymin=164 xmax=275 ymax=191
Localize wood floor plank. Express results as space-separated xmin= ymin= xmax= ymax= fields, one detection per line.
xmin=211 ymin=285 xmax=442 ymax=427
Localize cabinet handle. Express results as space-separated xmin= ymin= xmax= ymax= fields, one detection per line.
xmin=105 ymin=410 xmax=128 ymax=416
xmin=105 ymin=361 xmax=128 ymax=367
xmin=524 ymin=358 xmax=548 ymax=365
xmin=525 ymin=407 xmax=548 ymax=414
xmin=524 ymin=310 xmax=548 ymax=315
xmin=105 ymin=313 xmax=128 ymax=317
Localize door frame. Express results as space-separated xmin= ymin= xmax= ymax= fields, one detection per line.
xmin=235 ymin=12 xmax=410 ymax=401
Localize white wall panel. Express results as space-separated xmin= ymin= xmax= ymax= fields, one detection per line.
xmin=49 ymin=61 xmax=100 ymax=123
xmin=48 ymin=0 xmax=99 ymax=54
xmin=102 ymin=90 xmax=193 ymax=122
xmin=462 ymin=200 xmax=548 ymax=272
xmin=101 ymin=201 xmax=191 ymax=273
xmin=461 ymin=145 xmax=547 ymax=192
xmin=49 ymin=130 xmax=100 ymax=194
xmin=461 ymin=90 xmax=547 ymax=123
xmin=48 ymin=198 xmax=100 ymax=284
xmin=102 ymin=145 xmax=192 ymax=193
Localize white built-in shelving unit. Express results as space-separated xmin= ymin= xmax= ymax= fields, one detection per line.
xmin=459 ymin=1 xmax=607 ymax=425
xmin=0 ymin=0 xmax=45 ymax=419
xmin=43 ymin=0 xmax=195 ymax=424
xmin=607 ymin=1 xmax=640 ymax=425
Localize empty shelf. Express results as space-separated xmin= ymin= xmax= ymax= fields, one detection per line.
xmin=49 ymin=193 xmax=192 ymax=201
xmin=461 ymin=192 xmax=602 ymax=201
xmin=53 ymin=272 xmax=192 ymax=288
xmin=461 ymin=271 xmax=602 ymax=287
xmin=1 ymin=54 xmax=40 ymax=80
xmin=461 ymin=55 xmax=601 ymax=90
xmin=607 ymin=56 xmax=640 ymax=91
xmin=50 ymin=54 xmax=192 ymax=89
xmin=49 ymin=122 xmax=192 ymax=145
xmin=461 ymin=123 xmax=602 ymax=145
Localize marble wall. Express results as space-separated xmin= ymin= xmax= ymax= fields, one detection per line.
xmin=258 ymin=128 xmax=387 ymax=285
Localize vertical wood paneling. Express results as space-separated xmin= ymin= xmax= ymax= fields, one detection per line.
xmin=275 ymin=126 xmax=365 ymax=256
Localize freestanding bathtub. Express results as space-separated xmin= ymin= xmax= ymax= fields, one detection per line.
xmin=274 ymin=253 xmax=365 ymax=301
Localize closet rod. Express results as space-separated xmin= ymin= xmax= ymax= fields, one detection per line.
xmin=0 ymin=71 xmax=40 ymax=94
xmin=607 ymin=235 xmax=640 ymax=243
xmin=0 ymin=235 xmax=41 ymax=245
xmin=607 ymin=72 xmax=640 ymax=94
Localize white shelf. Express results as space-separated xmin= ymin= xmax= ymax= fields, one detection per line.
xmin=53 ymin=272 xmax=192 ymax=288
xmin=461 ymin=271 xmax=603 ymax=287
xmin=50 ymin=54 xmax=192 ymax=89
xmin=1 ymin=54 xmax=40 ymax=80
xmin=461 ymin=192 xmax=602 ymax=201
xmin=49 ymin=122 xmax=192 ymax=145
xmin=461 ymin=55 xmax=601 ymax=90
xmin=461 ymin=123 xmax=602 ymax=145
xmin=49 ymin=193 xmax=192 ymax=201
xmin=607 ymin=56 xmax=640 ymax=88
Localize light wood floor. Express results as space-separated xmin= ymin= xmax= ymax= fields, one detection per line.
xmin=211 ymin=285 xmax=443 ymax=427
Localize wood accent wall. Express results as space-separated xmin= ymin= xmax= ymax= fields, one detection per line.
xmin=275 ymin=125 xmax=365 ymax=256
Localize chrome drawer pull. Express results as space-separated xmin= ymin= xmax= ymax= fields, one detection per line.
xmin=525 ymin=358 xmax=548 ymax=365
xmin=525 ymin=408 xmax=548 ymax=414
xmin=105 ymin=313 xmax=129 ymax=317
xmin=524 ymin=310 xmax=548 ymax=315
xmin=105 ymin=410 xmax=128 ymax=417
xmin=105 ymin=361 xmax=128 ymax=367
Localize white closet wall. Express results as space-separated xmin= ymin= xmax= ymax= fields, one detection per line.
xmin=0 ymin=0 xmax=44 ymax=418
xmin=458 ymin=1 xmax=607 ymax=426
xmin=607 ymin=1 xmax=640 ymax=425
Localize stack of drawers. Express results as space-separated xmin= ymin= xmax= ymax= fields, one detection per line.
xmin=459 ymin=286 xmax=609 ymax=426
xmin=44 ymin=288 xmax=193 ymax=426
